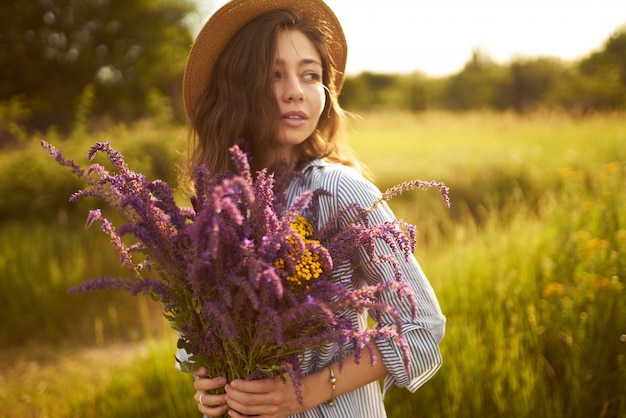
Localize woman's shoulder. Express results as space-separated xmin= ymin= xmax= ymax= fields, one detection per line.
xmin=302 ymin=159 xmax=382 ymax=205
xmin=302 ymin=159 xmax=369 ymax=186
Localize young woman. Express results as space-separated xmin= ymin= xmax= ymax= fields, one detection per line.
xmin=182 ymin=1 xmax=445 ymax=417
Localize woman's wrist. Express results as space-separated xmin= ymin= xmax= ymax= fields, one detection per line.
xmin=298 ymin=366 xmax=337 ymax=411
xmin=327 ymin=365 xmax=337 ymax=406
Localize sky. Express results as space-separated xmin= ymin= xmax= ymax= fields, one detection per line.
xmin=195 ymin=0 xmax=626 ymax=77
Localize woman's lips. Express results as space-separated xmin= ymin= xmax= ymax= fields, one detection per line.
xmin=280 ymin=111 xmax=308 ymax=127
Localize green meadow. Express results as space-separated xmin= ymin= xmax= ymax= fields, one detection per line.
xmin=1 ymin=111 xmax=624 ymax=417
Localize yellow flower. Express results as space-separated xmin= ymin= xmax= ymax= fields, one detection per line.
xmin=543 ymin=282 xmax=565 ymax=298
xmin=599 ymin=161 xmax=621 ymax=175
xmin=292 ymin=215 xmax=314 ymax=239
xmin=593 ymin=276 xmax=623 ymax=293
xmin=274 ymin=216 xmax=325 ymax=289
xmin=582 ymin=238 xmax=609 ymax=255
xmin=559 ymin=166 xmax=583 ymax=180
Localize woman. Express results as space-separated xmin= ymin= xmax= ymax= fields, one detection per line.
xmin=182 ymin=1 xmax=445 ymax=417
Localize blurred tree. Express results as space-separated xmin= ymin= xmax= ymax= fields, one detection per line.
xmin=509 ymin=57 xmax=564 ymax=113
xmin=397 ymin=72 xmax=428 ymax=112
xmin=576 ymin=26 xmax=626 ymax=110
xmin=338 ymin=26 xmax=626 ymax=114
xmin=340 ymin=73 xmax=371 ymax=110
xmin=440 ymin=48 xmax=510 ymax=111
xmin=0 ymin=0 xmax=195 ymax=137
xmin=580 ymin=26 xmax=626 ymax=84
xmin=546 ymin=65 xmax=625 ymax=114
xmin=340 ymin=71 xmax=398 ymax=109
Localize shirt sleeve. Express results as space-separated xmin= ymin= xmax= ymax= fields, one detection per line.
xmin=333 ymin=166 xmax=446 ymax=394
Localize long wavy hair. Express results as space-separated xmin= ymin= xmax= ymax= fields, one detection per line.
xmin=184 ymin=8 xmax=366 ymax=184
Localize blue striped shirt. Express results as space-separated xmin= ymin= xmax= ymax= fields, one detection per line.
xmin=283 ymin=160 xmax=445 ymax=418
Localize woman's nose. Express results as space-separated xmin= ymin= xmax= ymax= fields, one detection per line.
xmin=281 ymin=76 xmax=304 ymax=102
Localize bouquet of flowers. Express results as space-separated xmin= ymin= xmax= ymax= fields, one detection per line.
xmin=41 ymin=139 xmax=450 ymax=400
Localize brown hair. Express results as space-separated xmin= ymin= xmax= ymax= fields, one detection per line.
xmin=184 ymin=8 xmax=365 ymax=183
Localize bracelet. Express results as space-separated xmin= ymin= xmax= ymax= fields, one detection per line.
xmin=327 ymin=365 xmax=337 ymax=406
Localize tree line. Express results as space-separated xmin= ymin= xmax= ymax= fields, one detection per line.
xmin=340 ymin=26 xmax=626 ymax=115
xmin=1 ymin=0 xmax=625 ymax=146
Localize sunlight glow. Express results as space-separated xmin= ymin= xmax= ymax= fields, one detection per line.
xmin=195 ymin=0 xmax=626 ymax=76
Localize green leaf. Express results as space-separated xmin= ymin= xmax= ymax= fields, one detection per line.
xmin=175 ymin=357 xmax=197 ymax=374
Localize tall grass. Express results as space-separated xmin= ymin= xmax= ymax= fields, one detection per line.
xmin=351 ymin=110 xmax=626 ymax=249
xmin=0 ymin=121 xmax=186 ymax=346
xmin=1 ymin=111 xmax=624 ymax=417
xmin=0 ymin=219 xmax=166 ymax=346
xmin=0 ymin=334 xmax=196 ymax=418
xmin=386 ymin=160 xmax=626 ymax=417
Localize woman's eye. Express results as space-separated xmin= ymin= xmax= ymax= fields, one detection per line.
xmin=272 ymin=70 xmax=282 ymax=80
xmin=303 ymin=72 xmax=321 ymax=82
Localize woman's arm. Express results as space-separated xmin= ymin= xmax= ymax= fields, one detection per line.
xmin=335 ymin=167 xmax=446 ymax=392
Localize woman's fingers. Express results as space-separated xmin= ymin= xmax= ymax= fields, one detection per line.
xmin=194 ymin=376 xmax=228 ymax=417
xmin=191 ymin=370 xmax=296 ymax=417
xmin=195 ymin=390 xmax=229 ymax=417
xmin=194 ymin=375 xmax=227 ymax=391
xmin=224 ymin=377 xmax=296 ymax=417
xmin=192 ymin=366 xmax=210 ymax=377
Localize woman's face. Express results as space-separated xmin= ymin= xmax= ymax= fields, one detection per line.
xmin=271 ymin=29 xmax=326 ymax=162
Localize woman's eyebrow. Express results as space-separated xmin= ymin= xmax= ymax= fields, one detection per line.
xmin=274 ymin=57 xmax=322 ymax=67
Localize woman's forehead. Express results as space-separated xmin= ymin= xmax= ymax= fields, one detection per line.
xmin=274 ymin=30 xmax=322 ymax=66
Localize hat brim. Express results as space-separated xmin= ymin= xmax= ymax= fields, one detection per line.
xmin=183 ymin=0 xmax=347 ymax=120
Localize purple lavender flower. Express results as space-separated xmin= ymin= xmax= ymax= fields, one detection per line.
xmin=42 ymin=139 xmax=450 ymax=401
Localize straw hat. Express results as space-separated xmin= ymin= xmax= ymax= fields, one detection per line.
xmin=183 ymin=0 xmax=347 ymax=120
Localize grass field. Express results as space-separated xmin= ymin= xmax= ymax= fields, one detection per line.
xmin=1 ymin=111 xmax=624 ymax=417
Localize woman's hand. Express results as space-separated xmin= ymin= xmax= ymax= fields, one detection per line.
xmin=224 ymin=374 xmax=301 ymax=418
xmin=193 ymin=367 xmax=229 ymax=417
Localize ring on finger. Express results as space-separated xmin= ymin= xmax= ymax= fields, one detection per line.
xmin=199 ymin=392 xmax=207 ymax=407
